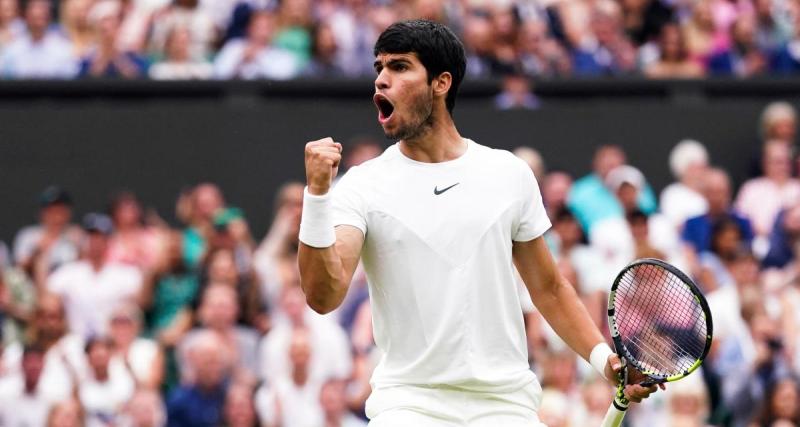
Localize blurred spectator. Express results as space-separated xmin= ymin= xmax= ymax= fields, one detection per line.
xmin=167 ymin=330 xmax=231 ymax=427
xmin=222 ymin=384 xmax=257 ymax=427
xmin=718 ymin=298 xmax=791 ymax=427
xmin=542 ymin=171 xmax=573 ymax=220
xmin=698 ymin=218 xmax=749 ymax=291
xmin=620 ymin=0 xmax=674 ymax=46
xmin=116 ymin=0 xmax=167 ymax=54
xmin=682 ymin=168 xmax=754 ymax=254
xmin=0 ymin=344 xmax=58 ymax=427
xmin=46 ymin=398 xmax=85 ymax=427
xmin=148 ymin=25 xmax=213 ymax=79
xmin=149 ymin=0 xmax=216 ymax=61
xmin=567 ymin=145 xmax=657 ymax=233
xmin=770 ymin=2 xmax=800 ymax=74
xmin=78 ymin=0 xmax=149 ymax=78
xmin=516 ymin=19 xmax=571 ymax=77
xmin=208 ymin=207 xmax=256 ymax=276
xmin=341 ymin=138 xmax=382 ymax=173
xmin=660 ymin=139 xmax=710 ymax=228
xmin=78 ymin=336 xmax=136 ymax=427
xmin=735 ymin=140 xmax=800 ymax=243
xmin=1 ymin=254 xmax=36 ymax=344
xmin=140 ymin=230 xmax=198 ymax=348
xmin=590 ymin=165 xmax=682 ymax=271
xmin=0 ymin=0 xmax=23 ymax=48
xmin=182 ymin=183 xmax=225 ymax=270
xmin=47 ymin=213 xmax=143 ymax=338
xmin=513 ymin=146 xmax=546 ymax=184
xmin=495 ymin=72 xmax=541 ymax=110
xmin=273 ymin=0 xmax=313 ymax=67
xmin=644 ymin=22 xmax=705 ymax=78
xmin=319 ymin=378 xmax=366 ymax=427
xmin=303 ymin=21 xmax=346 ymax=77
xmin=180 ymin=284 xmax=259 ymax=385
xmin=60 ymin=0 xmax=95 ymax=58
xmin=753 ymin=377 xmax=800 ymax=426
xmin=0 ymin=0 xmax=77 ymax=78
xmin=254 ymin=182 xmax=303 ymax=311
xmin=13 ymin=186 xmax=81 ymax=287
xmin=708 ymin=15 xmax=768 ymax=77
xmin=325 ymin=0 xmax=393 ymax=77
xmin=762 ymin=204 xmax=800 ymax=269
xmin=462 ymin=13 xmax=503 ymax=78
xmin=760 ymin=101 xmax=798 ymax=145
xmin=118 ymin=388 xmax=166 ymax=427
xmin=11 ymin=294 xmax=84 ymax=399
xmin=259 ymin=285 xmax=351 ymax=385
xmin=682 ymin=0 xmax=724 ymax=63
xmin=196 ymin=247 xmax=265 ymax=331
xmin=572 ymin=1 xmax=637 ymax=76
xmin=108 ymin=303 xmax=163 ymax=389
xmin=214 ymin=11 xmax=300 ymax=80
xmin=107 ymin=191 xmax=164 ymax=271
xmin=255 ymin=328 xmax=324 ymax=427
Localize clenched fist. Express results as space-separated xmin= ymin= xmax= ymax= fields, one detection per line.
xmin=305 ymin=137 xmax=342 ymax=195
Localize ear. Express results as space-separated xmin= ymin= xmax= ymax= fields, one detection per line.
xmin=431 ymin=71 xmax=452 ymax=100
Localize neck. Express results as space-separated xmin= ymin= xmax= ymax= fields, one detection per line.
xmin=398 ymin=113 xmax=464 ymax=163
xmin=292 ymin=366 xmax=307 ymax=385
xmin=24 ymin=380 xmax=38 ymax=394
xmin=94 ymin=368 xmax=109 ymax=381
xmin=89 ymin=257 xmax=104 ymax=271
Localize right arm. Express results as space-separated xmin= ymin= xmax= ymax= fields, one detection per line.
xmin=299 ymin=226 xmax=363 ymax=314
xmin=297 ymin=137 xmax=364 ymax=314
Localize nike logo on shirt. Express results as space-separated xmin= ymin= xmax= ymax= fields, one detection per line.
xmin=434 ymin=183 xmax=459 ymax=195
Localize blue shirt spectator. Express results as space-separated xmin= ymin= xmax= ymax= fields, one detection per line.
xmin=568 ymin=172 xmax=657 ymax=232
xmin=166 ymin=383 xmax=227 ymax=427
xmin=682 ymin=212 xmax=754 ymax=253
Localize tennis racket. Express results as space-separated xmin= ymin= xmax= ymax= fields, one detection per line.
xmin=600 ymin=258 xmax=713 ymax=427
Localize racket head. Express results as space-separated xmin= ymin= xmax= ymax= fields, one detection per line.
xmin=607 ymin=258 xmax=713 ymax=384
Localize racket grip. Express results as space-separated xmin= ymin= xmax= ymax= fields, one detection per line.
xmin=600 ymin=402 xmax=627 ymax=427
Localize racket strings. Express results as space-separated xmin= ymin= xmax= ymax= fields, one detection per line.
xmin=614 ymin=263 xmax=707 ymax=377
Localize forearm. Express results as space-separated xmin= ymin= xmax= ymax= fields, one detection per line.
xmin=298 ymin=244 xmax=349 ymax=314
xmin=530 ymin=275 xmax=605 ymax=362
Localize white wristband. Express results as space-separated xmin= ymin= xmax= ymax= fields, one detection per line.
xmin=590 ymin=342 xmax=615 ymax=378
xmin=299 ymin=187 xmax=336 ymax=248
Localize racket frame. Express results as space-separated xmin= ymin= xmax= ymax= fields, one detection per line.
xmin=607 ymin=257 xmax=714 ymax=392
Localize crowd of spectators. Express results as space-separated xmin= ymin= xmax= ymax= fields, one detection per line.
xmin=3 ymin=0 xmax=800 ymax=81
xmin=1 ymin=100 xmax=800 ymax=427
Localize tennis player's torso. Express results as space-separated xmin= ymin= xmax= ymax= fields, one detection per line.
xmin=347 ymin=139 xmax=539 ymax=392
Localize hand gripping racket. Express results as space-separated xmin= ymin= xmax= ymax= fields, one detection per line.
xmin=600 ymin=258 xmax=713 ymax=427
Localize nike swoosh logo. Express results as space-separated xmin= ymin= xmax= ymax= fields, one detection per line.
xmin=434 ymin=183 xmax=459 ymax=195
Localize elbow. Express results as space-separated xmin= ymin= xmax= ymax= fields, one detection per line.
xmin=305 ymin=294 xmax=336 ymax=315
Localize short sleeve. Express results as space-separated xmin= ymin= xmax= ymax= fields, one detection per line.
xmin=331 ymin=168 xmax=368 ymax=235
xmin=513 ymin=161 xmax=551 ymax=242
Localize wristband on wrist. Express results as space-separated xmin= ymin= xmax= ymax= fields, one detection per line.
xmin=298 ymin=186 xmax=336 ymax=248
xmin=590 ymin=342 xmax=615 ymax=378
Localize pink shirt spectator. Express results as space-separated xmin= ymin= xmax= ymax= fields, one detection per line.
xmin=734 ymin=177 xmax=800 ymax=237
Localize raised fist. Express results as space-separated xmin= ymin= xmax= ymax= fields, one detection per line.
xmin=305 ymin=137 xmax=342 ymax=195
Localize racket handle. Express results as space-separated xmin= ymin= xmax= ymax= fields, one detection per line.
xmin=600 ymin=402 xmax=627 ymax=427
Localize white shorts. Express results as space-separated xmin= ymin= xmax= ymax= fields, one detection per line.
xmin=365 ymin=381 xmax=546 ymax=427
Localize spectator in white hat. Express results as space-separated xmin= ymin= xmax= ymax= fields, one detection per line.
xmin=659 ymin=139 xmax=710 ymax=229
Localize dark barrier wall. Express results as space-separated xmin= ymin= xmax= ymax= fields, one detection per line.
xmin=0 ymin=78 xmax=797 ymax=243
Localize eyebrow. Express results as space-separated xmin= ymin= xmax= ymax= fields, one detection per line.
xmin=374 ymin=57 xmax=411 ymax=71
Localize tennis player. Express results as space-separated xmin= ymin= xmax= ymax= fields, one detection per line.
xmin=298 ymin=19 xmax=658 ymax=426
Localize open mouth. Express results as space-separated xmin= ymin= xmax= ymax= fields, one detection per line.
xmin=373 ymin=94 xmax=395 ymax=123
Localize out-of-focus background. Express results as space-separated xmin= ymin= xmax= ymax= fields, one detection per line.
xmin=0 ymin=0 xmax=799 ymax=426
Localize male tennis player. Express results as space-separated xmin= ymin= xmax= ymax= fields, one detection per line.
xmin=298 ymin=20 xmax=658 ymax=426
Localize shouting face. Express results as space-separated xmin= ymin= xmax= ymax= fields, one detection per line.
xmin=373 ymin=52 xmax=435 ymax=141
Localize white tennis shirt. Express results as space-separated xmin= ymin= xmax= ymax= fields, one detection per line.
xmin=332 ymin=139 xmax=551 ymax=393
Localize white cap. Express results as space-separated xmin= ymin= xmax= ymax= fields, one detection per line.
xmin=669 ymin=139 xmax=708 ymax=179
xmin=605 ymin=165 xmax=645 ymax=191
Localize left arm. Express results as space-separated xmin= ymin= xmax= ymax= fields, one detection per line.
xmin=513 ymin=236 xmax=658 ymax=402
xmin=513 ymin=237 xmax=604 ymax=363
